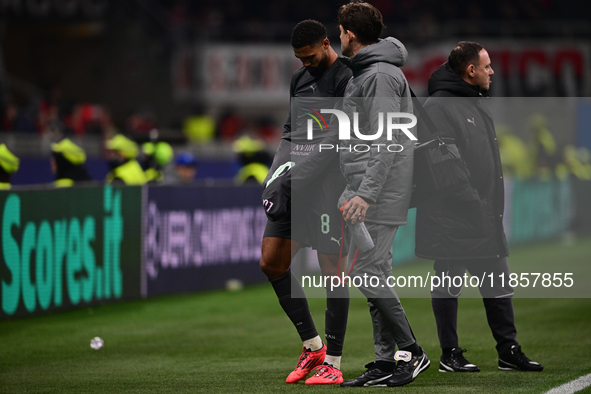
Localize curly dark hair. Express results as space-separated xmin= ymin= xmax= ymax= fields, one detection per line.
xmin=337 ymin=1 xmax=384 ymax=45
xmin=448 ymin=41 xmax=484 ymax=77
xmin=291 ymin=19 xmax=327 ymax=49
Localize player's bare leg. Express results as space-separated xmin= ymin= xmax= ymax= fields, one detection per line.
xmin=260 ymin=237 xmax=326 ymax=383
xmin=260 ymin=237 xmax=300 ymax=280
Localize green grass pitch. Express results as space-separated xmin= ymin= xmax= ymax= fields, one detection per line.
xmin=1 ymin=237 xmax=590 ymax=393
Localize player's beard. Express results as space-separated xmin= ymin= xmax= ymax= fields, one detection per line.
xmin=306 ymin=53 xmax=328 ymax=77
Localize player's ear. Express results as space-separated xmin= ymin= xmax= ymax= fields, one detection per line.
xmin=322 ymin=37 xmax=330 ymax=49
xmin=466 ymin=64 xmax=475 ymax=78
xmin=347 ymin=29 xmax=357 ymax=43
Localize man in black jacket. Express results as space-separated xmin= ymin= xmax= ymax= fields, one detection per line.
xmin=416 ymin=41 xmax=543 ymax=373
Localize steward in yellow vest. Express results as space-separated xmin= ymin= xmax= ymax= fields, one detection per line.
xmin=105 ymin=135 xmax=147 ymax=185
xmin=51 ymin=138 xmax=92 ymax=187
xmin=0 ymin=144 xmax=19 ymax=189
xmin=141 ymin=141 xmax=174 ymax=184
xmin=233 ymin=135 xmax=271 ymax=185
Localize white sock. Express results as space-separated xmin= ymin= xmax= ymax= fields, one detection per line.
xmin=303 ymin=336 xmax=323 ymax=352
xmin=324 ymin=355 xmax=341 ymax=370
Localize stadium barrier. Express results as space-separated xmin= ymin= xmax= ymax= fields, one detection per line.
xmin=0 ymin=185 xmax=142 ymax=319
xmin=0 ymin=184 xmax=267 ymax=320
xmin=144 ymin=185 xmax=267 ymax=297
xmin=1 ymin=179 xmax=588 ymax=319
xmin=393 ymin=178 xmax=587 ymax=266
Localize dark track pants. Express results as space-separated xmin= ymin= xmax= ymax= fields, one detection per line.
xmin=430 ymin=257 xmax=518 ymax=354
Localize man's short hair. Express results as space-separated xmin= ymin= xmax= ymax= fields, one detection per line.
xmin=338 ymin=0 xmax=384 ymax=45
xmin=448 ymin=41 xmax=484 ymax=77
xmin=291 ymin=20 xmax=327 ymax=49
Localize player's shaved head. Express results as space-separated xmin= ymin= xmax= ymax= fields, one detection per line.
xmin=291 ymin=19 xmax=327 ymax=49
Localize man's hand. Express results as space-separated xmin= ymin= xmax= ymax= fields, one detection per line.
xmin=342 ymin=196 xmax=370 ymax=224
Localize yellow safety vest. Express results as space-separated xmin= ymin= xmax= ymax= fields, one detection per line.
xmin=145 ymin=168 xmax=164 ymax=183
xmin=235 ymin=163 xmax=269 ymax=185
xmin=54 ymin=178 xmax=75 ymax=188
xmin=106 ymin=160 xmax=148 ymax=185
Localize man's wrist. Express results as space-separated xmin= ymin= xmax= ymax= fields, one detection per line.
xmin=355 ymin=194 xmax=374 ymax=205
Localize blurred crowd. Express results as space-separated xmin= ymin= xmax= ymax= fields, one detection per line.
xmin=1 ymin=113 xmax=589 ymax=191
xmin=163 ymin=0 xmax=586 ymax=44
xmin=1 ymin=87 xmax=281 ymax=144
xmin=172 ymin=0 xmax=570 ymax=27
xmin=0 ymin=135 xmax=202 ymax=188
xmin=2 ymin=86 xmax=589 ymax=189
xmin=2 ymin=87 xmax=128 ymax=138
xmin=0 ymin=85 xmax=279 ymax=187
xmin=498 ymin=114 xmax=591 ymax=181
xmin=183 ymin=108 xmax=280 ymax=145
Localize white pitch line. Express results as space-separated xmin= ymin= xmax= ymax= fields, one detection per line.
xmin=544 ymin=373 xmax=591 ymax=394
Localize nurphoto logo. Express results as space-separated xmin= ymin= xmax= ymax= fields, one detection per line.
xmin=305 ymin=109 xmax=417 ymax=152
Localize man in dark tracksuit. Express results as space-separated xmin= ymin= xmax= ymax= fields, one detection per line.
xmin=337 ymin=2 xmax=429 ymax=388
xmin=416 ymin=41 xmax=544 ymax=373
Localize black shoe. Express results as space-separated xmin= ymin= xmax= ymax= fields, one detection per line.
xmin=498 ymin=345 xmax=544 ymax=371
xmin=439 ymin=348 xmax=480 ymax=372
xmin=340 ymin=362 xmax=393 ymax=387
xmin=385 ymin=349 xmax=430 ymax=387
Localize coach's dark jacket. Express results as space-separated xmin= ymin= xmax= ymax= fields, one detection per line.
xmin=339 ymin=37 xmax=414 ymax=226
xmin=415 ymin=63 xmax=509 ymax=260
